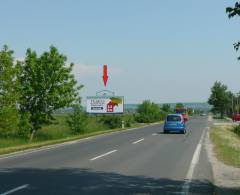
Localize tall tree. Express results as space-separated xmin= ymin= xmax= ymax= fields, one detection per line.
xmin=176 ymin=103 xmax=184 ymax=108
xmin=0 ymin=45 xmax=19 ymax=136
xmin=208 ymin=81 xmax=231 ymax=119
xmin=161 ymin=104 xmax=172 ymax=113
xmin=136 ymin=100 xmax=162 ymax=123
xmin=17 ymin=46 xmax=82 ymax=141
xmin=67 ymin=104 xmax=87 ymax=134
xmin=226 ymin=2 xmax=240 ymax=60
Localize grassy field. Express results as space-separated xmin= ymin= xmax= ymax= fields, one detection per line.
xmin=35 ymin=114 xmax=122 ymax=141
xmin=0 ymin=114 xmax=155 ymax=155
xmin=210 ymin=125 xmax=240 ymax=168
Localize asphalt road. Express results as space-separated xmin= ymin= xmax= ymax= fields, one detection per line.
xmin=0 ymin=116 xmax=213 ymax=195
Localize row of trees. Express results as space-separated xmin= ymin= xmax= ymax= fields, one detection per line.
xmin=135 ymin=101 xmax=201 ymax=123
xmin=67 ymin=100 xmax=172 ymax=134
xmin=208 ymin=81 xmax=240 ymax=119
xmin=135 ymin=100 xmax=172 ymax=123
xmin=0 ymin=45 xmax=81 ymax=141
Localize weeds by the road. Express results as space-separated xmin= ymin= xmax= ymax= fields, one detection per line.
xmin=0 ymin=114 xmax=156 ymax=155
xmin=0 ymin=126 xmax=144 ymax=155
xmin=233 ymin=125 xmax=240 ymax=137
xmin=210 ymin=125 xmax=240 ymax=168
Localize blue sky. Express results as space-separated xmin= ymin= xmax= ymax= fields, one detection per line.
xmin=1 ymin=0 xmax=240 ymax=104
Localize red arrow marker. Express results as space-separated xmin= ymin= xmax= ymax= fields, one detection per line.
xmin=103 ymin=64 xmax=108 ymax=87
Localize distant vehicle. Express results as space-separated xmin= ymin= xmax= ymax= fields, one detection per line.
xmin=200 ymin=113 xmax=207 ymax=116
xmin=175 ymin=106 xmax=189 ymax=122
xmin=164 ymin=114 xmax=186 ymax=134
xmin=232 ymin=114 xmax=240 ymax=122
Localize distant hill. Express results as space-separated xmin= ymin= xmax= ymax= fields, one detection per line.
xmin=125 ymin=102 xmax=211 ymax=112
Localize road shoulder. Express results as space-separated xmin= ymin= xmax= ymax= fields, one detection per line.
xmin=0 ymin=122 xmax=162 ymax=159
xmin=205 ymin=123 xmax=240 ymax=194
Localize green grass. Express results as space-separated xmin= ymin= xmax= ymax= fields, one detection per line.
xmin=0 ymin=138 xmax=28 ymax=148
xmin=210 ymin=125 xmax=240 ymax=168
xmin=0 ymin=114 xmax=161 ymax=155
xmin=35 ymin=114 xmax=109 ymax=141
xmin=35 ymin=114 xmax=71 ymax=141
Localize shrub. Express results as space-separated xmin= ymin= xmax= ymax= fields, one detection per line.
xmin=159 ymin=110 xmax=168 ymax=121
xmin=100 ymin=115 xmax=122 ymax=129
xmin=135 ymin=100 xmax=162 ymax=123
xmin=233 ymin=124 xmax=240 ymax=136
xmin=0 ymin=107 xmax=19 ymax=137
xmin=124 ymin=114 xmax=135 ymax=127
xmin=161 ymin=104 xmax=172 ymax=113
xmin=18 ymin=112 xmax=32 ymax=138
xmin=67 ymin=105 xmax=87 ymax=134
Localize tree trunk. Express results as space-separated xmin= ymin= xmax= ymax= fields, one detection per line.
xmin=220 ymin=108 xmax=224 ymax=119
xmin=29 ymin=130 xmax=36 ymax=142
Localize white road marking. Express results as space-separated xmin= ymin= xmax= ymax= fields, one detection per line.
xmin=0 ymin=139 xmax=87 ymax=161
xmin=152 ymin=133 xmax=158 ymax=136
xmin=0 ymin=122 xmax=163 ymax=161
xmin=182 ymin=127 xmax=206 ymax=194
xmin=0 ymin=184 xmax=29 ymax=195
xmin=90 ymin=150 xmax=117 ymax=161
xmin=132 ymin=138 xmax=144 ymax=144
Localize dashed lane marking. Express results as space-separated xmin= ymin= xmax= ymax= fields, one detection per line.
xmin=90 ymin=150 xmax=118 ymax=161
xmin=0 ymin=184 xmax=29 ymax=195
xmin=132 ymin=138 xmax=144 ymax=144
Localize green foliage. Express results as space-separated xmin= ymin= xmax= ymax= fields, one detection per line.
xmin=233 ymin=125 xmax=240 ymax=136
xmin=226 ymin=2 xmax=240 ymax=60
xmin=208 ymin=81 xmax=231 ymax=119
xmin=17 ymin=46 xmax=82 ymax=140
xmin=100 ymin=115 xmax=122 ymax=129
xmin=230 ymin=92 xmax=240 ymax=116
xmin=226 ymin=2 xmax=240 ymax=18
xmin=17 ymin=112 xmax=32 ymax=138
xmin=136 ymin=100 xmax=163 ymax=123
xmin=123 ymin=114 xmax=135 ymax=127
xmin=0 ymin=45 xmax=19 ymax=136
xmin=67 ymin=105 xmax=87 ymax=134
xmin=187 ymin=107 xmax=194 ymax=115
xmin=210 ymin=125 xmax=240 ymax=167
xmin=176 ymin=103 xmax=184 ymax=108
xmin=0 ymin=107 xmax=19 ymax=136
xmin=161 ymin=104 xmax=172 ymax=113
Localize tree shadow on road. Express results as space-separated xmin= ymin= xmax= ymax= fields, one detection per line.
xmin=0 ymin=168 xmax=239 ymax=195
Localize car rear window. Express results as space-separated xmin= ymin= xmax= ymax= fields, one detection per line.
xmin=167 ymin=115 xmax=181 ymax=122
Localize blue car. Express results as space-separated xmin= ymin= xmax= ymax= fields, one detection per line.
xmin=164 ymin=114 xmax=186 ymax=134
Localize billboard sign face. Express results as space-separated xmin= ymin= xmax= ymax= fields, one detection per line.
xmin=86 ymin=96 xmax=124 ymax=114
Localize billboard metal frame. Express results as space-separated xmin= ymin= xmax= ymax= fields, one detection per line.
xmin=86 ymin=93 xmax=124 ymax=115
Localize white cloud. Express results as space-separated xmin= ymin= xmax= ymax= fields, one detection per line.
xmin=73 ymin=64 xmax=100 ymax=78
xmin=13 ymin=58 xmax=122 ymax=81
xmin=13 ymin=57 xmax=25 ymax=64
xmin=72 ymin=63 xmax=122 ymax=79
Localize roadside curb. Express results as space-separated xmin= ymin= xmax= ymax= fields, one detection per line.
xmin=0 ymin=122 xmax=163 ymax=159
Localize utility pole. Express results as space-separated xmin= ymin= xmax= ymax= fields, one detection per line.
xmin=238 ymin=93 xmax=240 ymax=114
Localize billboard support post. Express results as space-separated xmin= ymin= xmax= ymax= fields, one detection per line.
xmin=122 ymin=120 xmax=125 ymax=129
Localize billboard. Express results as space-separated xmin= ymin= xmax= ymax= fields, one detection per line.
xmin=86 ymin=96 xmax=124 ymax=114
